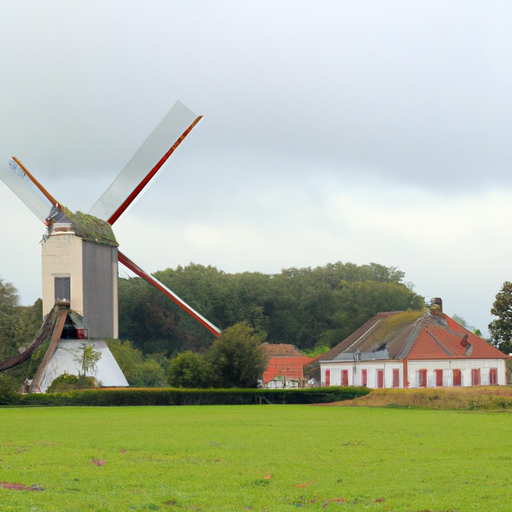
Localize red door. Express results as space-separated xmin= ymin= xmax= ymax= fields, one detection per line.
xmin=419 ymin=369 xmax=427 ymax=388
xmin=325 ymin=369 xmax=330 ymax=387
xmin=453 ymin=369 xmax=461 ymax=387
xmin=489 ymin=368 xmax=498 ymax=385
xmin=361 ymin=369 xmax=368 ymax=387
xmin=377 ymin=370 xmax=384 ymax=389
xmin=392 ymin=369 xmax=400 ymax=388
xmin=435 ymin=369 xmax=443 ymax=387
xmin=341 ymin=370 xmax=349 ymax=387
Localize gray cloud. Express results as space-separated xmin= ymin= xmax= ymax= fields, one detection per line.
xmin=1 ymin=1 xmax=512 ymax=336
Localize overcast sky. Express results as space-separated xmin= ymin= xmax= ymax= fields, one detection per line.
xmin=1 ymin=1 xmax=512 ymax=336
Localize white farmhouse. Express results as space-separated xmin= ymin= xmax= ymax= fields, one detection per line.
xmin=316 ymin=300 xmax=508 ymax=389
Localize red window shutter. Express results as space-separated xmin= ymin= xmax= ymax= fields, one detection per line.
xmin=392 ymin=369 xmax=400 ymax=388
xmin=489 ymin=368 xmax=498 ymax=385
xmin=341 ymin=370 xmax=349 ymax=387
xmin=435 ymin=369 xmax=443 ymax=387
xmin=361 ymin=369 xmax=368 ymax=387
xmin=471 ymin=368 xmax=481 ymax=386
xmin=325 ymin=369 xmax=330 ymax=387
xmin=419 ymin=369 xmax=427 ymax=388
xmin=377 ymin=370 xmax=384 ymax=389
xmin=453 ymin=369 xmax=461 ymax=387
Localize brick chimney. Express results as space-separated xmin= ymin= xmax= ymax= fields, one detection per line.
xmin=431 ymin=297 xmax=443 ymax=312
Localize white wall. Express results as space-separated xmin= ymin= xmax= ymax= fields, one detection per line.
xmin=320 ymin=358 xmax=508 ymax=388
xmin=407 ymin=359 xmax=507 ymax=387
xmin=321 ymin=361 xmax=403 ymax=388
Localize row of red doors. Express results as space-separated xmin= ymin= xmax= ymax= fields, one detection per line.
xmin=324 ymin=369 xmax=388 ymax=388
xmin=324 ymin=368 xmax=498 ymax=387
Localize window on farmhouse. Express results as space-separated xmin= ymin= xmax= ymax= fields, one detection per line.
xmin=419 ymin=369 xmax=427 ymax=388
xmin=489 ymin=368 xmax=498 ymax=385
xmin=341 ymin=370 xmax=349 ymax=387
xmin=392 ymin=369 xmax=400 ymax=388
xmin=361 ymin=369 xmax=368 ymax=387
xmin=471 ymin=368 xmax=481 ymax=386
xmin=377 ymin=370 xmax=384 ymax=389
xmin=435 ymin=369 xmax=443 ymax=387
xmin=325 ymin=369 xmax=330 ymax=387
xmin=453 ymin=369 xmax=461 ymax=387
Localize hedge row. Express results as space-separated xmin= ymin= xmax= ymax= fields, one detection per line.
xmin=1 ymin=386 xmax=369 ymax=407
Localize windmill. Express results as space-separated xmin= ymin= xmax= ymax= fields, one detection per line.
xmin=0 ymin=101 xmax=220 ymax=391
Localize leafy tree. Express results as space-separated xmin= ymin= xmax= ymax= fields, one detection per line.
xmin=208 ymin=323 xmax=266 ymax=388
xmin=452 ymin=314 xmax=468 ymax=327
xmin=168 ymin=351 xmax=210 ymax=388
xmin=106 ymin=339 xmax=168 ymax=387
xmin=300 ymin=344 xmax=330 ymax=358
xmin=0 ymin=277 xmax=24 ymax=361
xmin=0 ymin=279 xmax=43 ymax=388
xmin=118 ymin=278 xmax=189 ymax=355
xmin=106 ymin=339 xmax=144 ymax=383
xmin=132 ymin=359 xmax=167 ymax=387
xmin=0 ymin=373 xmax=17 ymax=404
xmin=489 ymin=281 xmax=512 ymax=354
xmin=318 ymin=280 xmax=424 ymax=347
xmin=452 ymin=314 xmax=484 ymax=338
xmin=74 ymin=343 xmax=101 ymax=377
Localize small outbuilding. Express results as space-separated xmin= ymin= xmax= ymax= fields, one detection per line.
xmin=260 ymin=343 xmax=315 ymax=388
xmin=316 ymin=299 xmax=508 ymax=389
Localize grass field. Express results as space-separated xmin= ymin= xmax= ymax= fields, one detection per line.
xmin=0 ymin=405 xmax=511 ymax=511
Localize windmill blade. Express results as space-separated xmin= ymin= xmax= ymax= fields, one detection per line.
xmin=89 ymin=101 xmax=202 ymax=224
xmin=118 ymin=250 xmax=221 ymax=337
xmin=0 ymin=158 xmax=55 ymax=222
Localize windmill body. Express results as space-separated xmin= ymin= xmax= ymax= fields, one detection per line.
xmin=41 ymin=208 xmax=119 ymax=340
xmin=0 ymin=101 xmax=221 ymax=391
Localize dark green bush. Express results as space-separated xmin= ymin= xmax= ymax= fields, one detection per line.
xmin=14 ymin=386 xmax=369 ymax=407
xmin=47 ymin=374 xmax=79 ymax=393
xmin=0 ymin=374 xmax=19 ymax=405
xmin=47 ymin=374 xmax=97 ymax=393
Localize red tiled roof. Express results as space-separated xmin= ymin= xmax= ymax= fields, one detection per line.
xmin=318 ymin=310 xmax=508 ymax=362
xmin=317 ymin=311 xmax=420 ymax=362
xmin=263 ymin=356 xmax=315 ymax=384
xmin=260 ymin=343 xmax=302 ymax=357
xmin=407 ymin=314 xmax=507 ymax=360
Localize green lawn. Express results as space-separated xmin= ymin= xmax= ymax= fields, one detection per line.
xmin=0 ymin=405 xmax=510 ymax=511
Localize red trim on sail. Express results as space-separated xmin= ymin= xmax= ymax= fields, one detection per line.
xmin=108 ymin=116 xmax=202 ymax=225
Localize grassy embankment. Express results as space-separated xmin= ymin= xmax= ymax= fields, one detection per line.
xmin=331 ymin=385 xmax=512 ymax=410
xmin=1 ymin=405 xmax=512 ymax=511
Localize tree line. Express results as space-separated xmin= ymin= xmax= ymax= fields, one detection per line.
xmin=5 ymin=267 xmax=512 ymax=390
xmin=119 ymin=261 xmax=425 ymax=356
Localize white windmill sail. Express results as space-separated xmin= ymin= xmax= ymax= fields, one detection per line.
xmin=0 ymin=158 xmax=53 ymax=222
xmin=89 ymin=100 xmax=201 ymax=223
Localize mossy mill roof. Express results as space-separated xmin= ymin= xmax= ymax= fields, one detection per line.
xmin=61 ymin=206 xmax=118 ymax=247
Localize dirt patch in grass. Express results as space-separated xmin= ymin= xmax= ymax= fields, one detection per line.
xmin=323 ymin=386 xmax=512 ymax=410
xmin=0 ymin=481 xmax=44 ymax=491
